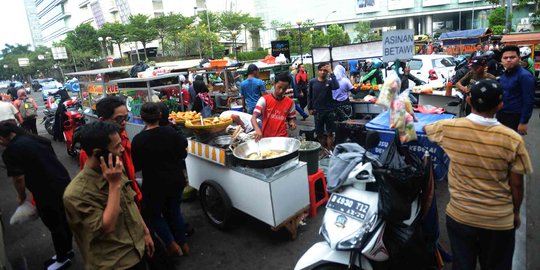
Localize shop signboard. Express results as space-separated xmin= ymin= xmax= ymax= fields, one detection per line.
xmin=355 ymin=0 xmax=380 ymax=13
xmin=271 ymin=40 xmax=290 ymax=61
xmin=382 ymin=29 xmax=414 ymax=62
xmin=87 ymin=84 xmax=118 ymax=95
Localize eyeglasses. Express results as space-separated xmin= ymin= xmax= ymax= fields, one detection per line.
xmin=113 ymin=115 xmax=130 ymax=124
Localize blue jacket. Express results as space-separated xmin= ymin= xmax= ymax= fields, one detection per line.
xmin=499 ymin=66 xmax=535 ymax=124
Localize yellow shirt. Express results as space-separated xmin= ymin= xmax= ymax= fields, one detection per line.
xmin=425 ymin=116 xmax=532 ymax=230
xmin=63 ymin=168 xmax=145 ymax=270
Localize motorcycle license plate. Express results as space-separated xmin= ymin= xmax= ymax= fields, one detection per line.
xmin=326 ymin=194 xmax=370 ymax=220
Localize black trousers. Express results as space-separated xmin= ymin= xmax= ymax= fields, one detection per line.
xmin=446 ymin=215 xmax=515 ymax=270
xmin=126 ymin=257 xmax=148 ymax=270
xmin=497 ymin=111 xmax=521 ymax=132
xmin=37 ymin=199 xmax=73 ymax=262
xmin=22 ymin=118 xmax=37 ymax=134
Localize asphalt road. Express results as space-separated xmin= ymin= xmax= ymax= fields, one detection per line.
xmin=0 ymin=90 xmax=537 ymax=270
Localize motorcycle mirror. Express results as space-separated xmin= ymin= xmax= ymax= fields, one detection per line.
xmin=365 ymin=131 xmax=380 ymax=150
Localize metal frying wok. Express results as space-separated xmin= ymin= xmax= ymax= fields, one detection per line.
xmin=232 ymin=137 xmax=301 ymax=168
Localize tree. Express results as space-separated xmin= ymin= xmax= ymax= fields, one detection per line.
xmin=63 ymin=23 xmax=100 ymax=55
xmin=353 ymin=21 xmax=380 ymax=43
xmin=149 ymin=14 xmax=181 ymax=56
xmin=326 ymin=24 xmax=350 ymax=46
xmin=97 ymin=22 xmax=126 ymax=60
xmin=126 ymin=14 xmax=158 ymax=60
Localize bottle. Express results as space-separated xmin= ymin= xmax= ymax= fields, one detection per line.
xmin=445 ymin=81 xmax=453 ymax=96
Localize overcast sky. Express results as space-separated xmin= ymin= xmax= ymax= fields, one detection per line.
xmin=0 ymin=0 xmax=32 ymax=50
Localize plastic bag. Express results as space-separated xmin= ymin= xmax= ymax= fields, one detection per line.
xmin=375 ymin=133 xmax=425 ymax=223
xmin=10 ymin=201 xmax=39 ymax=225
xmin=375 ymin=71 xmax=401 ymax=108
xmin=390 ymin=90 xmax=417 ymax=143
xmin=275 ymin=53 xmax=288 ymax=65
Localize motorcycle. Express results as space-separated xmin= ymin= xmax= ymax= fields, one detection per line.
xmin=295 ymin=132 xmax=421 ymax=270
xmin=41 ymin=89 xmax=85 ymax=157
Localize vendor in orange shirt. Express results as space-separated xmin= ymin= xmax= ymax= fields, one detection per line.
xmin=252 ymin=72 xmax=296 ymax=141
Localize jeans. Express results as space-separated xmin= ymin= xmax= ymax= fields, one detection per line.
xmin=295 ymin=102 xmax=308 ymax=118
xmin=446 ymin=215 xmax=515 ymax=270
xmin=142 ymin=187 xmax=186 ymax=246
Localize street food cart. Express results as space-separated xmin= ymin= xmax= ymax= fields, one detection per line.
xmin=189 ymin=66 xmax=242 ymax=112
xmin=185 ymin=130 xmax=309 ymax=239
xmin=501 ymin=32 xmax=540 ymax=71
xmin=111 ymin=73 xmax=185 ymax=139
xmin=440 ymin=28 xmax=492 ymax=56
xmin=67 ymin=66 xmax=132 ymax=121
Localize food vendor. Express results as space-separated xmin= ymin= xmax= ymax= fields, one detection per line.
xmin=252 ymin=72 xmax=296 ymax=141
xmin=220 ymin=110 xmax=261 ymax=133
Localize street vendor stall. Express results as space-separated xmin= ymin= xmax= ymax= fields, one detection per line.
xmin=111 ymin=73 xmax=185 ymax=139
xmin=365 ymin=111 xmax=454 ymax=181
xmin=439 ymin=28 xmax=492 ymax=56
xmin=184 ymin=122 xmax=309 ymax=239
xmin=189 ymin=66 xmax=242 ymax=112
xmin=66 ymin=66 xmax=132 ymax=121
xmin=501 ymin=32 xmax=540 ymax=71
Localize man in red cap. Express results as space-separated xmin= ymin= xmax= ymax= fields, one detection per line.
xmin=456 ymin=56 xmax=496 ymax=115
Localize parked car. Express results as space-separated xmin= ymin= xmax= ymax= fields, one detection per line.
xmin=408 ymin=55 xmax=456 ymax=85
xmin=39 ymin=79 xmax=62 ymax=100
xmin=0 ymin=81 xmax=10 ymax=91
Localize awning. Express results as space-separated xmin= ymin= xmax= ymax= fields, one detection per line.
xmin=439 ymin=28 xmax=492 ymax=40
xmin=501 ymin=33 xmax=540 ymax=45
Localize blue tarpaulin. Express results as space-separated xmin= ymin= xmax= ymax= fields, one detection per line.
xmin=365 ymin=111 xmax=454 ymax=181
xmin=439 ymin=28 xmax=491 ymax=40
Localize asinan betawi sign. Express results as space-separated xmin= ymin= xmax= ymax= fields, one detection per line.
xmin=382 ymin=30 xmax=414 ymax=62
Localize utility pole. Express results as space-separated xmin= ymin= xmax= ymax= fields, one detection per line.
xmin=505 ymin=0 xmax=512 ymax=33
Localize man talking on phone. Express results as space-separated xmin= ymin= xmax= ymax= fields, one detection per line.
xmin=64 ymin=122 xmax=154 ymax=269
xmin=78 ymin=96 xmax=142 ymax=205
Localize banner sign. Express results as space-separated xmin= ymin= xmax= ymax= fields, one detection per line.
xmin=88 ymin=84 xmax=118 ymax=95
xmin=271 ymin=40 xmax=291 ymax=61
xmin=382 ymin=29 xmax=414 ymax=62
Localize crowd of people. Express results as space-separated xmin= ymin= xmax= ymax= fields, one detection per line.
xmin=0 ymin=41 xmax=537 ymax=269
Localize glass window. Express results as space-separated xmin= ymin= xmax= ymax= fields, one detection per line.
xmin=409 ymin=59 xmax=423 ymax=70
xmin=432 ymin=57 xmax=455 ymax=68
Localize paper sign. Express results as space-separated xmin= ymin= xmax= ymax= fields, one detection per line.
xmin=382 ymin=30 xmax=414 ymax=62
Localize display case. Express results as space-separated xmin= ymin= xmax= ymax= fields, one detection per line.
xmin=111 ymin=73 xmax=185 ymax=139
xmin=189 ymin=67 xmax=242 ymax=112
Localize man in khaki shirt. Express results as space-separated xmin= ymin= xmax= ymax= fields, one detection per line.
xmin=63 ymin=122 xmax=154 ymax=270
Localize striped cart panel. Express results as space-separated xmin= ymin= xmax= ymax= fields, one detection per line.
xmin=187 ymin=139 xmax=227 ymax=166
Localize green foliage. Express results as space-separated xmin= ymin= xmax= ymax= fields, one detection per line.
xmin=227 ymin=50 xmax=268 ymax=61
xmin=97 ymin=22 xmax=126 ymax=60
xmin=63 ymin=23 xmax=100 ymax=55
xmin=353 ymin=21 xmax=380 ymax=43
xmin=126 ymin=14 xmax=159 ymax=60
xmin=488 ymin=7 xmax=509 ymax=27
xmin=492 ymin=25 xmax=505 ymax=35
xmin=326 ymin=24 xmax=350 ymax=46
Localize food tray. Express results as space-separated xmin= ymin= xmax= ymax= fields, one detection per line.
xmin=185 ymin=118 xmax=233 ymax=134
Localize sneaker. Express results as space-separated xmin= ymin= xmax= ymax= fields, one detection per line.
xmin=47 ymin=259 xmax=71 ymax=270
xmin=43 ymin=251 xmax=75 ymax=268
xmin=180 ymin=243 xmax=190 ymax=256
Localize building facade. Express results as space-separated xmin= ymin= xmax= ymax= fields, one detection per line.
xmin=23 ymin=0 xmax=44 ymax=47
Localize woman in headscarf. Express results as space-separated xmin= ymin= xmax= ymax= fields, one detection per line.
xmin=295 ymin=64 xmax=309 ymax=112
xmin=332 ymin=64 xmax=359 ymax=122
xmin=191 ymin=80 xmax=214 ymax=118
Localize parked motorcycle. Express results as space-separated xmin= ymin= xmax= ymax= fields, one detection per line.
xmin=295 ymin=132 xmax=422 ymax=270
xmin=41 ymin=89 xmax=85 ymax=157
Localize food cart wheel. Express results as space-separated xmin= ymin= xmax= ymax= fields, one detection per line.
xmin=199 ymin=180 xmax=233 ymax=229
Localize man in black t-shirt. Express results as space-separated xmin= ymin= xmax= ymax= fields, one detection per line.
xmin=0 ymin=122 xmax=73 ymax=270
xmin=308 ymin=63 xmax=340 ymax=150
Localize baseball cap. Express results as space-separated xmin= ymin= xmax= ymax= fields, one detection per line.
xmin=468 ymin=56 xmax=486 ymax=67
xmin=469 ymin=79 xmax=503 ymax=112
xmin=247 ymin=64 xmax=259 ymax=74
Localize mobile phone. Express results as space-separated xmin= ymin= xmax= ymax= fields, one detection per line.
xmin=97 ymin=149 xmax=117 ymax=167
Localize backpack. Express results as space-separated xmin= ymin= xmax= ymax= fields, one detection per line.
xmin=19 ymin=98 xmax=37 ymax=119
